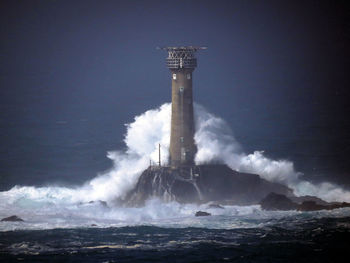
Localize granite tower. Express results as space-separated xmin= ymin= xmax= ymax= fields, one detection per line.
xmin=160 ymin=46 xmax=206 ymax=167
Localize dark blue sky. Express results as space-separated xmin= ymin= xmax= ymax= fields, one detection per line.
xmin=1 ymin=0 xmax=349 ymax=190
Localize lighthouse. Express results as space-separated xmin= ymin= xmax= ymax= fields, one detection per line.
xmin=126 ymin=47 xmax=293 ymax=207
xmin=160 ymin=46 xmax=206 ymax=167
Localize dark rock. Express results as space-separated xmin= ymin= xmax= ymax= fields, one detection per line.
xmin=261 ymin=193 xmax=350 ymax=211
xmin=124 ymin=166 xmax=202 ymax=206
xmin=1 ymin=215 xmax=24 ymax=222
xmin=124 ymin=164 xmax=293 ymax=207
xmin=290 ymin=195 xmax=330 ymax=206
xmin=195 ymin=211 xmax=211 ymax=217
xmin=339 ymin=202 xmax=350 ymax=208
xmin=260 ymin=192 xmax=299 ymax=211
xmin=334 ymin=202 xmax=350 ymax=209
xmin=298 ymin=201 xmax=328 ymax=211
xmin=298 ymin=201 xmax=350 ymax=211
xmin=91 ymin=224 xmax=97 ymax=227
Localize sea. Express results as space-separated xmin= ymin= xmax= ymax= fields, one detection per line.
xmin=1 ymin=198 xmax=350 ymax=262
xmin=1 ymin=103 xmax=350 ymax=262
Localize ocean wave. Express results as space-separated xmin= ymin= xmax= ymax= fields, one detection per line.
xmin=1 ymin=103 xmax=350 ymax=232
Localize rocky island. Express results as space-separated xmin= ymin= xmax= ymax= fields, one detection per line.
xmin=123 ymin=165 xmax=350 ymax=212
xmin=124 ymin=164 xmax=293 ymax=207
xmin=121 ymin=47 xmax=350 ymax=212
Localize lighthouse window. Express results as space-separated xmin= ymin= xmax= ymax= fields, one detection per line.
xmin=173 ymin=74 xmax=176 ymax=80
xmin=180 ymin=137 xmax=184 ymax=143
xmin=181 ymin=147 xmax=186 ymax=161
xmin=179 ymin=86 xmax=184 ymax=92
xmin=186 ymin=73 xmax=191 ymax=79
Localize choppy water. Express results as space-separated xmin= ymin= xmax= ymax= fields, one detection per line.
xmin=1 ymin=200 xmax=350 ymax=262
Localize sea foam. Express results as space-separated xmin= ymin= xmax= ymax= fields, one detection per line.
xmin=1 ymin=103 xmax=350 ymax=231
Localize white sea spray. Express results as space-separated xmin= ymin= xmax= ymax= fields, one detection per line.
xmin=1 ymin=103 xmax=350 ymax=231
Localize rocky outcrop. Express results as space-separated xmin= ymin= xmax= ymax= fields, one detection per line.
xmin=260 ymin=192 xmax=299 ymax=211
xmin=195 ymin=211 xmax=211 ymax=217
xmin=1 ymin=215 xmax=24 ymax=222
xmin=298 ymin=201 xmax=328 ymax=211
xmin=298 ymin=201 xmax=350 ymax=211
xmin=124 ymin=164 xmax=293 ymax=207
xmin=260 ymin=192 xmax=350 ymax=211
xmin=122 ymin=163 xmax=350 ymax=211
xmin=290 ymin=195 xmax=330 ymax=206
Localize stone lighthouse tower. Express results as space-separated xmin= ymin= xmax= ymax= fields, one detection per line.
xmin=160 ymin=46 xmax=206 ymax=167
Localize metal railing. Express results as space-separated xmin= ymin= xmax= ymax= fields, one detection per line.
xmin=158 ymin=46 xmax=206 ymax=69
